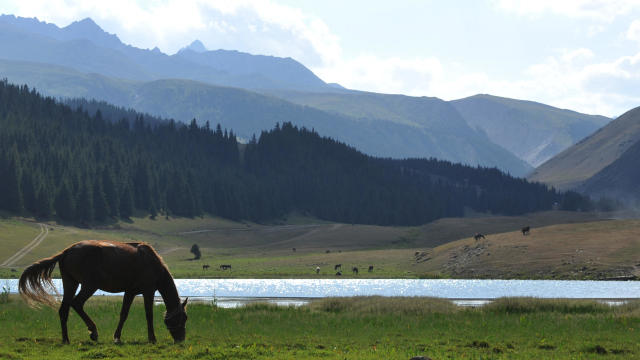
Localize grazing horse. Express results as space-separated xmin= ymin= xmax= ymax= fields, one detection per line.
xmin=292 ymin=248 xmax=296 ymax=252
xmin=219 ymin=264 xmax=232 ymax=270
xmin=521 ymin=226 xmax=530 ymax=236
xmin=315 ymin=266 xmax=320 ymax=274
xmin=368 ymin=265 xmax=374 ymax=273
xmin=335 ymin=271 xmax=342 ymax=276
xmin=473 ymin=233 xmax=486 ymax=241
xmin=334 ymin=264 xmax=342 ymax=271
xmin=202 ymin=264 xmax=210 ymax=271
xmin=19 ymin=241 xmax=187 ymax=344
xmin=352 ymin=267 xmax=359 ymax=275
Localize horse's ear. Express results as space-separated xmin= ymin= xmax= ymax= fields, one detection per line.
xmin=182 ymin=297 xmax=188 ymax=309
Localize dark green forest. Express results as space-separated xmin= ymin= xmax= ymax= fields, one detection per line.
xmin=0 ymin=80 xmax=590 ymax=226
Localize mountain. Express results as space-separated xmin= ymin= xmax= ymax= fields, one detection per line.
xmin=529 ymin=106 xmax=640 ymax=191
xmin=0 ymin=79 xmax=574 ymax=225
xmin=0 ymin=14 xmax=333 ymax=92
xmin=449 ymin=95 xmax=610 ymax=167
xmin=270 ymin=91 xmax=607 ymax=170
xmin=0 ymin=58 xmax=532 ymax=175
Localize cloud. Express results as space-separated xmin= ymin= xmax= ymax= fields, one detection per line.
xmin=3 ymin=0 xmax=341 ymax=67
xmin=494 ymin=0 xmax=640 ymax=21
xmin=2 ymin=0 xmax=639 ymax=117
xmin=628 ymin=20 xmax=640 ymax=44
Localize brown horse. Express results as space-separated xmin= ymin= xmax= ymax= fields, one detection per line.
xmin=19 ymin=240 xmax=188 ymax=344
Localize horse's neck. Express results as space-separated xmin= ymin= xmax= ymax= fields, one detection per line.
xmin=157 ymin=269 xmax=180 ymax=313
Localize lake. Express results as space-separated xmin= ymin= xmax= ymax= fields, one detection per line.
xmin=4 ymin=279 xmax=639 ymax=301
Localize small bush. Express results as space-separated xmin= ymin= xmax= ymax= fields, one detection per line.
xmin=0 ymin=283 xmax=10 ymax=304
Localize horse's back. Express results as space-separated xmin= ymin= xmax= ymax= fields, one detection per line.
xmin=60 ymin=241 xmax=159 ymax=293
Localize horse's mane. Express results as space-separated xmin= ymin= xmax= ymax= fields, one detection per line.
xmin=131 ymin=242 xmax=171 ymax=275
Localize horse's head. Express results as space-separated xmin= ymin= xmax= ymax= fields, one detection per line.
xmin=164 ymin=298 xmax=188 ymax=343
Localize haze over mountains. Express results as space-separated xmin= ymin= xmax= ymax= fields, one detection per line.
xmin=0 ymin=14 xmax=611 ymax=177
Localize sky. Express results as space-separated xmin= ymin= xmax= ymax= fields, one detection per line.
xmin=2 ymin=0 xmax=640 ymax=117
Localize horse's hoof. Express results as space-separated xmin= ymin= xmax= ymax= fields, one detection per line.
xmin=113 ymin=338 xmax=122 ymax=344
xmin=62 ymin=339 xmax=70 ymax=345
xmin=90 ymin=332 xmax=98 ymax=342
xmin=149 ymin=338 xmax=157 ymax=344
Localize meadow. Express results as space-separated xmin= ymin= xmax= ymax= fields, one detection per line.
xmin=0 ymin=211 xmax=623 ymax=280
xmin=0 ymin=296 xmax=638 ymax=359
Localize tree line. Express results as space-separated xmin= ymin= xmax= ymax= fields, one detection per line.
xmin=0 ymin=80 xmax=592 ymax=226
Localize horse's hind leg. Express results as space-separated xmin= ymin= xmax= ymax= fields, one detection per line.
xmin=71 ymin=285 xmax=98 ymax=341
xmin=59 ymin=275 xmax=79 ymax=344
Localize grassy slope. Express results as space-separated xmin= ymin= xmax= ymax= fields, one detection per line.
xmin=0 ymin=296 xmax=638 ymax=359
xmin=529 ymin=106 xmax=640 ymax=191
xmin=415 ymin=219 xmax=640 ymax=279
xmin=0 ymin=211 xmax=623 ymax=280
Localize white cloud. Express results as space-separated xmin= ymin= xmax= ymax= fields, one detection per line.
xmin=628 ymin=20 xmax=640 ymax=43
xmin=2 ymin=0 xmax=341 ymax=66
xmin=494 ymin=0 xmax=640 ymax=21
xmin=2 ymin=0 xmax=639 ymax=117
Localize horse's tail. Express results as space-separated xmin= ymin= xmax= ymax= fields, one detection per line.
xmin=19 ymin=251 xmax=64 ymax=308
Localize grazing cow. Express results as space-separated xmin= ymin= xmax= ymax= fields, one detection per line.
xmin=473 ymin=233 xmax=486 ymax=241
xmin=521 ymin=226 xmax=530 ymax=236
xmin=368 ymin=265 xmax=374 ymax=273
xmin=352 ymin=267 xmax=359 ymax=275
xmin=202 ymin=264 xmax=210 ymax=271
xmin=334 ymin=264 xmax=342 ymax=271
xmin=335 ymin=271 xmax=342 ymax=276
xmin=219 ymin=264 xmax=232 ymax=270
xmin=315 ymin=266 xmax=320 ymax=274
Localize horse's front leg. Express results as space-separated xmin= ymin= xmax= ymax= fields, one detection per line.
xmin=113 ymin=292 xmax=135 ymax=343
xmin=143 ymin=291 xmax=157 ymax=343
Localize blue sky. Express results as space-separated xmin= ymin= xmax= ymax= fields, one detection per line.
xmin=2 ymin=0 xmax=640 ymax=116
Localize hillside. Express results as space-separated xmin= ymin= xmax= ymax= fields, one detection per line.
xmin=0 ymin=80 xmax=578 ymax=227
xmin=579 ymin=135 xmax=640 ymax=201
xmin=450 ymin=94 xmax=610 ymax=167
xmin=0 ymin=59 xmax=532 ymax=175
xmin=411 ymin=219 xmax=640 ymax=279
xmin=529 ymin=106 xmax=640 ymax=191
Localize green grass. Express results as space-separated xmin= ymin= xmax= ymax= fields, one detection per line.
xmin=0 ymin=296 xmax=638 ymax=359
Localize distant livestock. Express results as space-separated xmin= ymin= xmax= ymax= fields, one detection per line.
xmin=473 ymin=233 xmax=486 ymax=241
xmin=334 ymin=264 xmax=342 ymax=271
xmin=292 ymin=248 xmax=296 ymax=252
xmin=219 ymin=264 xmax=232 ymax=270
xmin=521 ymin=226 xmax=530 ymax=236
xmin=368 ymin=265 xmax=374 ymax=273
xmin=352 ymin=267 xmax=359 ymax=275
xmin=202 ymin=264 xmax=210 ymax=271
xmin=335 ymin=271 xmax=342 ymax=276
xmin=316 ymin=266 xmax=320 ymax=274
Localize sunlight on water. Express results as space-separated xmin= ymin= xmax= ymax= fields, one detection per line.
xmin=4 ymin=279 xmax=640 ymax=299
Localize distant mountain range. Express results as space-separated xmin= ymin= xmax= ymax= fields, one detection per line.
xmin=0 ymin=14 xmax=611 ymax=177
xmin=529 ymin=106 xmax=640 ymax=201
xmin=450 ymin=95 xmax=609 ymax=167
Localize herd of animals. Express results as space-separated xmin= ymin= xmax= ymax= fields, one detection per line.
xmin=201 ymin=262 xmax=375 ymax=275
xmin=474 ymin=225 xmax=530 ymax=242
xmin=200 ymin=226 xmax=533 ymax=274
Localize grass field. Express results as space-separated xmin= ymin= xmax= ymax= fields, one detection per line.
xmin=0 ymin=211 xmax=635 ymax=279
xmin=0 ymin=296 xmax=638 ymax=359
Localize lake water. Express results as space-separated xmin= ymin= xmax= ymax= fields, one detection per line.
xmin=4 ymin=279 xmax=639 ymax=301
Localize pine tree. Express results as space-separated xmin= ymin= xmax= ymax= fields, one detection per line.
xmin=35 ymin=185 xmax=53 ymax=218
xmin=1 ymin=145 xmax=24 ymax=213
xmin=77 ymin=180 xmax=94 ymax=224
xmin=93 ymin=178 xmax=109 ymax=222
xmin=54 ymin=180 xmax=75 ymax=221
xmin=119 ymin=184 xmax=134 ymax=219
xmin=102 ymin=168 xmax=119 ymax=218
